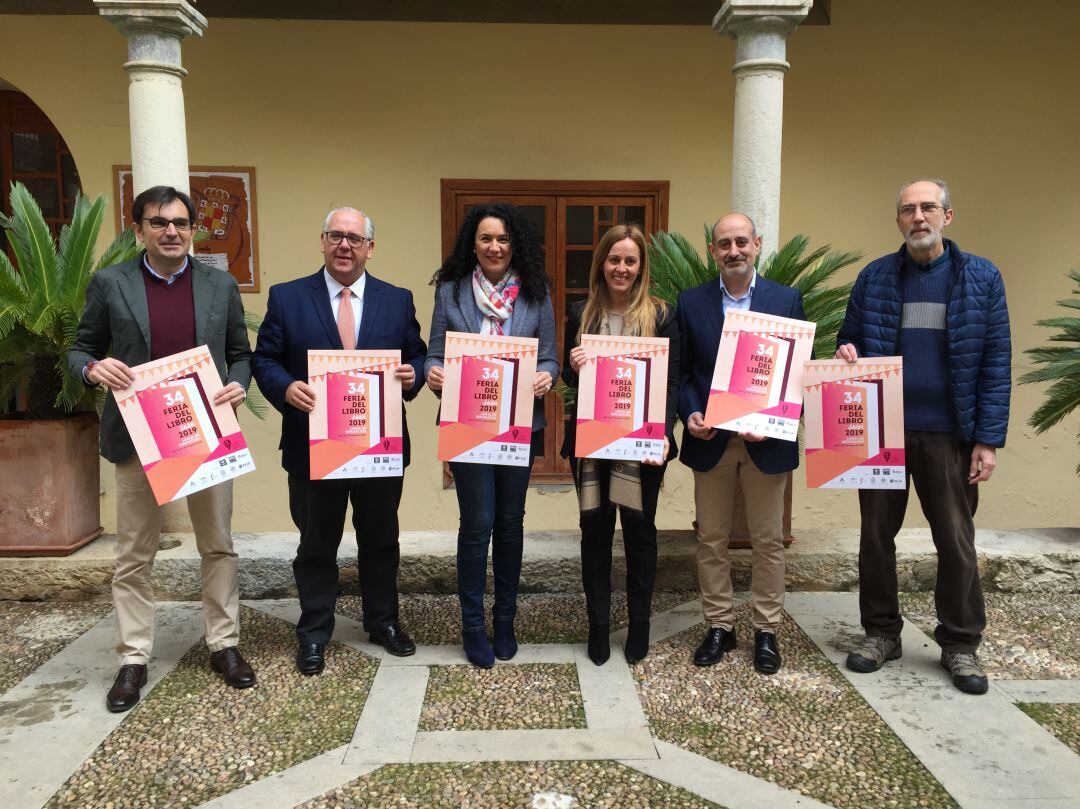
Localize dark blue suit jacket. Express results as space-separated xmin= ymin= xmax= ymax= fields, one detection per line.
xmin=676 ymin=275 xmax=806 ymax=475
xmin=252 ymin=269 xmax=427 ymax=477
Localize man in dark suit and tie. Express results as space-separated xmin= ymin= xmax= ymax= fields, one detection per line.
xmin=677 ymin=213 xmax=806 ymax=675
xmin=252 ymin=207 xmax=427 ymax=674
xmin=68 ymin=185 xmax=256 ymax=712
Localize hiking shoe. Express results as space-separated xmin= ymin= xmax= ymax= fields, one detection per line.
xmin=845 ymin=635 xmax=902 ymax=673
xmin=940 ymin=650 xmax=989 ymax=695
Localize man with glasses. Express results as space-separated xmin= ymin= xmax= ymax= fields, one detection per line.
xmin=252 ymin=207 xmax=426 ymax=675
xmin=678 ymin=213 xmax=807 ymax=675
xmin=69 ymin=185 xmax=256 ymax=711
xmin=836 ymin=178 xmax=1011 ymax=694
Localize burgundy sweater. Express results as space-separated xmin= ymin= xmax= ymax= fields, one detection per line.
xmin=142 ymin=259 xmax=196 ymax=360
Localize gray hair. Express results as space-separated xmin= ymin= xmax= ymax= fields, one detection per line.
xmin=710 ymin=212 xmax=758 ymax=242
xmin=322 ymin=207 xmax=375 ymax=239
xmin=896 ymin=178 xmax=951 ymax=212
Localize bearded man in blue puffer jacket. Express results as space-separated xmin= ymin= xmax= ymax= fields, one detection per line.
xmin=835 ymin=178 xmax=1011 ymax=696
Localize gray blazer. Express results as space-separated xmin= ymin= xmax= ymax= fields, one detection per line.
xmin=425 ymin=278 xmax=560 ymax=431
xmin=67 ymin=254 xmax=252 ymax=463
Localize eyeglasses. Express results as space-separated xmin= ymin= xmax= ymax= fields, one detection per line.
xmin=143 ymin=217 xmax=193 ymax=232
xmin=897 ymin=203 xmax=946 ymax=218
xmin=323 ymin=230 xmax=371 ymax=248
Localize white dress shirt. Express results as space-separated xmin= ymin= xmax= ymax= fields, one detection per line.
xmin=323 ymin=268 xmax=366 ymax=345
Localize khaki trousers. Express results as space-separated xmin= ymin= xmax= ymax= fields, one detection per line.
xmin=114 ymin=456 xmax=240 ymax=664
xmin=693 ymin=437 xmax=787 ymax=632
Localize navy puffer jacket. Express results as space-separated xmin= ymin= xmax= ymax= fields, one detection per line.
xmin=836 ymin=239 xmax=1011 ymax=447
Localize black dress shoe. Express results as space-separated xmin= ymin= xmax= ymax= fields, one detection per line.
xmin=754 ymin=630 xmax=782 ymax=675
xmin=210 ymin=646 xmax=257 ymax=689
xmin=106 ymin=664 xmax=147 ymax=713
xmin=296 ymin=642 xmax=326 ymax=676
xmin=369 ymin=624 xmax=416 ymax=657
xmin=693 ymin=627 xmax=736 ymax=666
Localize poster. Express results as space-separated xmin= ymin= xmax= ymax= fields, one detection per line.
xmin=573 ymin=334 xmax=669 ymax=462
xmin=115 ymin=165 xmax=260 ymax=292
xmin=438 ymin=332 xmax=538 ymax=466
xmin=308 ymin=350 xmax=404 ymax=479
xmin=803 ymin=358 xmax=905 ymax=489
xmin=703 ymin=310 xmax=816 ymax=441
xmin=113 ymin=346 xmax=255 ymax=505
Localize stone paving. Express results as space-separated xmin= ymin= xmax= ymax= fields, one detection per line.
xmin=0 ymin=593 xmax=1078 ymax=809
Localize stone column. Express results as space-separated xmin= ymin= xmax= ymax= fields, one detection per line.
xmin=714 ymin=0 xmax=811 ymax=258
xmin=95 ymin=0 xmax=207 ymax=196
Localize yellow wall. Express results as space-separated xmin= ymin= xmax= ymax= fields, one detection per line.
xmin=1 ymin=1 xmax=1077 ymax=533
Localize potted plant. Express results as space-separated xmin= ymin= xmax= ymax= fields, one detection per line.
xmin=1021 ymin=269 xmax=1080 ymax=474
xmin=0 ymin=181 xmax=143 ymax=555
xmin=646 ymin=227 xmax=861 ymax=545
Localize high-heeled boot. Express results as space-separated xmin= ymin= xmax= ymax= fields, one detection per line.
xmin=587 ymin=621 xmax=611 ymax=666
xmin=624 ymin=619 xmax=650 ymax=664
xmin=462 ymin=628 xmax=494 ymax=668
xmin=493 ymin=618 xmax=518 ymax=661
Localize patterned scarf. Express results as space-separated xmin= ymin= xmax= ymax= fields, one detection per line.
xmin=576 ymin=312 xmax=644 ymax=515
xmin=471 ymin=266 xmax=520 ymax=335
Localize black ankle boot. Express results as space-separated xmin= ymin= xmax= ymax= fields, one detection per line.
xmin=624 ymin=620 xmax=650 ymax=664
xmin=587 ymin=622 xmax=610 ymax=665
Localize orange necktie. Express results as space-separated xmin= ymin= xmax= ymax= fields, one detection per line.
xmin=337 ymin=288 xmax=356 ymax=350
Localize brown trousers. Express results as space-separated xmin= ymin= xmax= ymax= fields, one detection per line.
xmin=858 ymin=430 xmax=984 ymax=652
xmin=113 ymin=456 xmax=240 ymax=664
xmin=693 ymin=437 xmax=787 ymax=632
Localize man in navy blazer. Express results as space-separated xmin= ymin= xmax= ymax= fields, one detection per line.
xmin=677 ymin=213 xmax=806 ymax=675
xmin=252 ymin=207 xmax=427 ymax=674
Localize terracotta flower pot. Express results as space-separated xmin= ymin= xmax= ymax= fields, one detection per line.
xmin=0 ymin=411 xmax=103 ymax=556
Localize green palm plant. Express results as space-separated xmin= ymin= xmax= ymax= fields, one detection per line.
xmin=0 ymin=181 xmax=136 ymax=417
xmin=0 ymin=181 xmax=267 ymax=419
xmin=1020 ymin=269 xmax=1080 ymax=474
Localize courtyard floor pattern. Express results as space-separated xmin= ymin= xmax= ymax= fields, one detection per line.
xmin=0 ymin=592 xmax=1077 ymax=809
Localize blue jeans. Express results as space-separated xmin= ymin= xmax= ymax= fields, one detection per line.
xmin=449 ymin=459 xmax=532 ymax=632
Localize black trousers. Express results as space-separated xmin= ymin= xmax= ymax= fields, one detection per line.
xmin=857 ymin=431 xmax=984 ymax=651
xmin=287 ymin=474 xmax=403 ymax=644
xmin=573 ymin=461 xmax=665 ymax=627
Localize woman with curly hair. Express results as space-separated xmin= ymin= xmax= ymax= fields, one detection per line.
xmin=561 ymin=224 xmax=679 ymax=666
xmin=425 ymin=203 xmax=559 ymax=668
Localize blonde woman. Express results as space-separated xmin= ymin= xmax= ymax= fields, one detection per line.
xmin=561 ymin=224 xmax=679 ymax=665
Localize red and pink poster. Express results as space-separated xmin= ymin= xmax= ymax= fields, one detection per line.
xmin=308 ymin=350 xmax=403 ymax=479
xmin=114 ymin=346 xmax=255 ymax=505
xmin=438 ymin=332 xmax=538 ymax=466
xmin=803 ymin=358 xmax=905 ymax=489
xmin=574 ymin=334 xmax=669 ymax=462
xmin=703 ymin=310 xmax=815 ymax=441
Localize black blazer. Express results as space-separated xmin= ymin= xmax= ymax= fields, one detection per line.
xmin=560 ymin=300 xmax=680 ymax=462
xmin=251 ymin=269 xmax=427 ymax=477
xmin=676 ymin=275 xmax=806 ymax=475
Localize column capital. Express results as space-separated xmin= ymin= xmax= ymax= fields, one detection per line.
xmin=95 ymin=1 xmax=207 ymax=42
xmin=713 ymin=0 xmax=812 ymax=36
xmin=95 ymin=1 xmax=207 ymax=78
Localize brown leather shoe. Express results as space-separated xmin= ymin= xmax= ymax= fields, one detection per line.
xmin=106 ymin=664 xmax=147 ymax=713
xmin=210 ymin=647 xmax=256 ymax=689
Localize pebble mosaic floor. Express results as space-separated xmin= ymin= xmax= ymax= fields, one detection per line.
xmin=42 ymin=606 xmax=377 ymax=809
xmin=0 ymin=601 xmax=112 ymax=694
xmin=636 ymin=605 xmax=959 ymax=809
xmin=899 ymin=592 xmax=1080 ymax=679
xmin=419 ymin=663 xmax=586 ymax=731
xmin=1 ymin=593 xmax=1075 ymax=808
xmin=298 ymin=761 xmax=725 ymax=809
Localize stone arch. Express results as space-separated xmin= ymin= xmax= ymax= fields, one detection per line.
xmin=0 ymin=75 xmax=85 ymax=237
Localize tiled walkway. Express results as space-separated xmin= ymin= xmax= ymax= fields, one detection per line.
xmin=1 ymin=593 xmax=1078 ymax=809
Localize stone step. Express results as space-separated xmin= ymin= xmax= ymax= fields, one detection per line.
xmin=1 ymin=527 xmax=1076 ymax=601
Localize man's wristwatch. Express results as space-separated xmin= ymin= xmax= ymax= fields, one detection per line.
xmin=85 ymin=359 xmax=99 ymax=383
